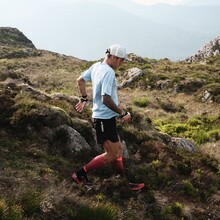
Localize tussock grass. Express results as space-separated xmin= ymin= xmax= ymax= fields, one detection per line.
xmin=0 ymin=46 xmax=220 ymax=219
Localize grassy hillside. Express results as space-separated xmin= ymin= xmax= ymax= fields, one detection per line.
xmin=0 ymin=41 xmax=219 ymax=219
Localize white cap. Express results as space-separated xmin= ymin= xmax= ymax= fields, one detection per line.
xmin=107 ymin=44 xmax=131 ymax=61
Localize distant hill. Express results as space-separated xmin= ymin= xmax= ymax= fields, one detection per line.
xmin=33 ymin=2 xmax=220 ymax=61
xmin=127 ymin=3 xmax=220 ymax=37
xmin=3 ymin=1 xmax=219 ymax=61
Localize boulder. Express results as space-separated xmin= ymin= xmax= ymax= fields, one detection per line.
xmin=197 ymin=84 xmax=220 ymax=103
xmin=118 ymin=67 xmax=145 ymax=88
xmin=54 ymin=124 xmax=92 ymax=153
xmin=169 ymin=137 xmax=196 ymax=152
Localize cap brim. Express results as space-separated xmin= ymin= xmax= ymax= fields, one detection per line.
xmin=124 ymin=56 xmax=132 ymax=61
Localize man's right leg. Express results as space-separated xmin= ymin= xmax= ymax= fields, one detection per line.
xmin=72 ymin=153 xmax=106 ymax=184
xmin=72 ymin=139 xmax=121 ymax=184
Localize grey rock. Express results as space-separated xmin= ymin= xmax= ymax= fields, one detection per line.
xmin=121 ymin=140 xmax=129 ymax=159
xmin=118 ymin=67 xmax=145 ymax=88
xmin=156 ymin=79 xmax=172 ymax=90
xmin=169 ymin=137 xmax=196 ymax=152
xmin=55 ymin=124 xmax=91 ymax=153
xmin=186 ymin=36 xmax=220 ymax=62
xmin=201 ymin=90 xmax=213 ymax=103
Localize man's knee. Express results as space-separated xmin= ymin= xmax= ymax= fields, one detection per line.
xmin=105 ymin=153 xmax=121 ymax=163
xmin=103 ymin=140 xmax=122 ymax=162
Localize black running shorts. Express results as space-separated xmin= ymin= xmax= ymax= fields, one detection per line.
xmin=93 ymin=117 xmax=119 ymax=145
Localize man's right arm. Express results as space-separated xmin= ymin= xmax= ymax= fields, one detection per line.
xmin=77 ymin=76 xmax=87 ymax=97
xmin=75 ymin=76 xmax=88 ymax=112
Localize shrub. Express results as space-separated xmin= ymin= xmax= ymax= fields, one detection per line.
xmin=154 ymin=114 xmax=220 ymax=144
xmin=208 ymin=129 xmax=220 ymax=141
xmin=160 ymin=202 xmax=184 ymax=219
xmin=156 ymin=123 xmax=188 ymax=136
xmin=192 ymin=130 xmax=210 ymax=144
xmin=19 ymin=189 xmax=42 ymax=217
xmin=3 ymin=204 xmax=23 ymax=220
xmin=132 ymin=97 xmax=149 ymax=107
xmin=181 ymin=180 xmax=198 ymax=198
xmin=0 ymin=201 xmax=24 ymax=220
xmin=176 ymin=161 xmax=192 ymax=176
xmin=0 ymin=198 xmax=7 ymax=217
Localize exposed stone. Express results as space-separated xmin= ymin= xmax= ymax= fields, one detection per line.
xmin=186 ymin=36 xmax=220 ymax=62
xmin=55 ymin=124 xmax=91 ymax=153
xmin=201 ymin=90 xmax=213 ymax=103
xmin=121 ymin=140 xmax=129 ymax=159
xmin=118 ymin=67 xmax=145 ymax=88
xmin=173 ymin=78 xmax=206 ymax=94
xmin=156 ymin=79 xmax=172 ymax=90
xmin=50 ymin=93 xmax=78 ymax=105
xmin=197 ymin=84 xmax=220 ymax=103
xmin=169 ymin=137 xmax=196 ymax=152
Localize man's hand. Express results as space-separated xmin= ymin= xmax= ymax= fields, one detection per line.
xmin=75 ymin=98 xmax=87 ymax=112
xmin=121 ymin=112 xmax=131 ymax=122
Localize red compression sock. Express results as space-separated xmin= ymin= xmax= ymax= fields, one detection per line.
xmin=84 ymin=154 xmax=106 ymax=173
xmin=112 ymin=157 xmax=125 ymax=176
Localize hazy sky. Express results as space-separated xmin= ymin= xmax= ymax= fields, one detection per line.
xmin=130 ymin=0 xmax=220 ymax=6
xmin=0 ymin=0 xmax=219 ymax=60
xmin=132 ymin=0 xmax=185 ymax=5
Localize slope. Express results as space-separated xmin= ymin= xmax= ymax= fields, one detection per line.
xmin=0 ymin=28 xmax=219 ymax=220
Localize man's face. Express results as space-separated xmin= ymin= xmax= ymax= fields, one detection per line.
xmin=113 ymin=56 xmax=124 ymax=69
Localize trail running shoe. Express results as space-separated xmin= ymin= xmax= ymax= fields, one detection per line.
xmin=72 ymin=172 xmax=82 ymax=184
xmin=129 ymin=182 xmax=145 ymax=191
xmin=72 ymin=172 xmax=92 ymax=186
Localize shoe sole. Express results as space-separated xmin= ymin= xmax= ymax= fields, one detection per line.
xmin=129 ymin=183 xmax=145 ymax=191
xmin=72 ymin=173 xmax=81 ymax=184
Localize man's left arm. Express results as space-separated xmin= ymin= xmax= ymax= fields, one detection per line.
xmin=102 ymin=95 xmax=131 ymax=122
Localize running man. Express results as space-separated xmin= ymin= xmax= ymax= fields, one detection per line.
xmin=72 ymin=44 xmax=144 ymax=191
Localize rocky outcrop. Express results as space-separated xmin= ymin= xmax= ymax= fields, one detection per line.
xmin=173 ymin=78 xmax=206 ymax=94
xmin=186 ymin=36 xmax=220 ymax=62
xmin=0 ymin=27 xmax=41 ymax=59
xmin=118 ymin=67 xmax=145 ymax=89
xmin=197 ymin=84 xmax=220 ymax=103
xmin=0 ymin=72 xmax=101 ymax=154
xmin=0 ymin=27 xmax=35 ymax=48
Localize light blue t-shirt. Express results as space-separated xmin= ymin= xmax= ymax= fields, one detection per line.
xmin=82 ymin=62 xmax=119 ymax=119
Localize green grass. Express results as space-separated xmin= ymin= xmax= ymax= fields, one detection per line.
xmin=132 ymin=97 xmax=149 ymax=107
xmin=153 ymin=115 xmax=220 ymax=144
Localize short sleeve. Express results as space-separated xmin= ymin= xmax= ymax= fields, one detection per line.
xmin=82 ymin=68 xmax=91 ymax=81
xmin=101 ymin=70 xmax=115 ymax=96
